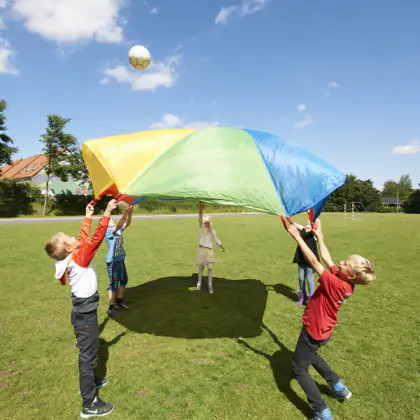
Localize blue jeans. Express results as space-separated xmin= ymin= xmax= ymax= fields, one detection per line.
xmin=298 ymin=265 xmax=315 ymax=296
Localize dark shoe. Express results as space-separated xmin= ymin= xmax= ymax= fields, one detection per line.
xmin=107 ymin=307 xmax=120 ymax=317
xmin=80 ymin=397 xmax=114 ymax=418
xmin=115 ymin=299 xmax=129 ymax=310
xmin=95 ymin=378 xmax=108 ymax=389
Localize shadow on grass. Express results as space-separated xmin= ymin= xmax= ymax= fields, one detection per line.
xmin=96 ymin=317 xmax=128 ymax=381
xmin=114 ymin=275 xmax=268 ymax=339
xmin=235 ymin=323 xmax=313 ymax=418
xmin=266 ymin=283 xmax=297 ymax=303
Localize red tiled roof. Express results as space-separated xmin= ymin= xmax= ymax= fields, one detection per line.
xmin=0 ymin=154 xmax=49 ymax=180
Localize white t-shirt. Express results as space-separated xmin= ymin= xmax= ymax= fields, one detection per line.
xmin=198 ymin=213 xmax=222 ymax=249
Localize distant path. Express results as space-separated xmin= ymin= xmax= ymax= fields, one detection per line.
xmin=0 ymin=212 xmax=263 ymax=225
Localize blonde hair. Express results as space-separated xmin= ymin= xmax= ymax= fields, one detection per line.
xmin=348 ymin=255 xmax=376 ymax=284
xmin=45 ymin=232 xmax=69 ymax=260
xmin=201 ymin=215 xmax=213 ymax=237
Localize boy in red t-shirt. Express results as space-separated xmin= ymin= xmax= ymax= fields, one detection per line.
xmin=287 ymin=224 xmax=376 ymax=420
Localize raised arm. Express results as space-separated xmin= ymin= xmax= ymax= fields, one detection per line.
xmin=313 ymin=230 xmax=334 ymax=268
xmin=293 ymin=222 xmax=304 ymax=230
xmin=114 ymin=205 xmax=133 ymax=232
xmin=288 ymin=225 xmax=324 ymax=275
xmin=74 ymin=200 xmax=117 ymax=267
xmin=78 ymin=204 xmax=95 ymax=244
xmin=123 ymin=205 xmax=133 ymax=229
xmin=199 ymin=201 xmax=204 ymax=227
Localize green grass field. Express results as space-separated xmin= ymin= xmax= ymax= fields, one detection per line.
xmin=0 ymin=213 xmax=419 ymax=419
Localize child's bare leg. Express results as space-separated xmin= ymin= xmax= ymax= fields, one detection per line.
xmin=197 ymin=265 xmax=205 ymax=290
xmin=207 ymin=263 xmax=213 ymax=294
xmin=108 ymin=290 xmax=116 ymax=305
xmin=117 ymin=286 xmax=125 ymax=299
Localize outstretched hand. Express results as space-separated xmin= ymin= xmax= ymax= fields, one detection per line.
xmin=85 ymin=203 xmax=95 ymax=218
xmin=104 ymin=199 xmax=118 ymax=217
xmin=287 ymin=224 xmax=301 ymax=240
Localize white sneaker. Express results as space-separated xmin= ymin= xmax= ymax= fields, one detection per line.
xmin=196 ymin=282 xmax=202 ymax=291
xmin=209 ymin=286 xmax=214 ymax=294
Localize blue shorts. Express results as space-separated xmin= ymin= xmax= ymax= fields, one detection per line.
xmin=106 ymin=260 xmax=128 ymax=292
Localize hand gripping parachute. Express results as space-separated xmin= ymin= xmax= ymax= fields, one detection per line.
xmin=82 ymin=127 xmax=346 ymax=228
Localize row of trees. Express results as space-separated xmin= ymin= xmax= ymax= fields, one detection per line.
xmin=324 ymin=173 xmax=420 ymax=213
xmin=1 ymin=99 xmax=419 ymax=215
xmin=0 ymin=100 xmax=89 ymax=215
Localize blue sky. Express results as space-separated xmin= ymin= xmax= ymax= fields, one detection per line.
xmin=0 ymin=0 xmax=419 ymax=190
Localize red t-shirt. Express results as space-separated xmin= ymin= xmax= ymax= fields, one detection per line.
xmin=302 ymin=265 xmax=354 ymax=341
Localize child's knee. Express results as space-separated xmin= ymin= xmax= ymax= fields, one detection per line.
xmin=207 ymin=263 xmax=213 ymax=271
xmin=108 ymin=281 xmax=118 ymax=292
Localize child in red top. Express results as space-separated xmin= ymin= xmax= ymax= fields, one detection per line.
xmin=287 ymin=223 xmax=376 ymax=420
xmin=45 ymin=199 xmax=118 ymax=419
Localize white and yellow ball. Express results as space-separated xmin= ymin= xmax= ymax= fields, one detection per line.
xmin=128 ymin=45 xmax=151 ymax=70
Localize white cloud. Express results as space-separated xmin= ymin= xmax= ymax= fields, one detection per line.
xmin=293 ymin=115 xmax=313 ymax=128
xmin=101 ymin=55 xmax=181 ymax=91
xmin=296 ymin=104 xmax=306 ymax=113
xmin=215 ymin=6 xmax=236 ymax=24
xmin=150 ymin=113 xmax=182 ymax=128
xmin=0 ymin=37 xmax=18 ymax=75
xmin=10 ymin=0 xmax=126 ymax=44
xmin=0 ymin=0 xmax=6 ymax=29
xmin=392 ymin=140 xmax=420 ymax=155
xmin=143 ymin=1 xmax=159 ymax=15
xmin=150 ymin=113 xmax=220 ymax=130
xmin=215 ymin=0 xmax=269 ymax=24
xmin=327 ymin=81 xmax=339 ymax=88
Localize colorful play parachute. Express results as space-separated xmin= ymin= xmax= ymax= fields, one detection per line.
xmin=82 ymin=127 xmax=346 ymax=219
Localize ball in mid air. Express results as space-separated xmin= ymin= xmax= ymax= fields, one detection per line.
xmin=128 ymin=45 xmax=151 ymax=70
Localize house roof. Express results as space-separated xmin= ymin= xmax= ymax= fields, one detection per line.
xmin=0 ymin=154 xmax=48 ymax=180
xmin=382 ymin=196 xmax=400 ymax=205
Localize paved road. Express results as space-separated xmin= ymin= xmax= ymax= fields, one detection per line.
xmin=0 ymin=212 xmax=262 ymax=225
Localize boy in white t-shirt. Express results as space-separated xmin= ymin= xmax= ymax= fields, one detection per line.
xmin=45 ymin=199 xmax=117 ymax=419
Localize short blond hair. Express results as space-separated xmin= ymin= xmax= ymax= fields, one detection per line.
xmin=348 ymin=255 xmax=376 ymax=284
xmin=45 ymin=232 xmax=69 ymax=260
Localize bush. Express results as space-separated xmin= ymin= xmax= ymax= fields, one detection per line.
xmin=52 ymin=193 xmax=123 ymax=216
xmin=0 ymin=180 xmax=42 ymax=217
xmin=404 ymin=190 xmax=420 ymax=214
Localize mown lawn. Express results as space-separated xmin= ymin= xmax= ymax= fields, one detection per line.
xmin=0 ymin=213 xmax=418 ymax=419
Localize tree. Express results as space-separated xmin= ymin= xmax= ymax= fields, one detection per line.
xmin=324 ymin=174 xmax=381 ymax=212
xmin=398 ymin=174 xmax=413 ymax=191
xmin=382 ymin=180 xmax=399 ymax=197
xmin=382 ymin=174 xmax=413 ymax=202
xmin=0 ymin=180 xmax=42 ymax=217
xmin=404 ymin=188 xmax=420 ymax=214
xmin=71 ymin=148 xmax=92 ymax=195
xmin=0 ymin=100 xmax=18 ymax=169
xmin=40 ymin=115 xmax=84 ymax=215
